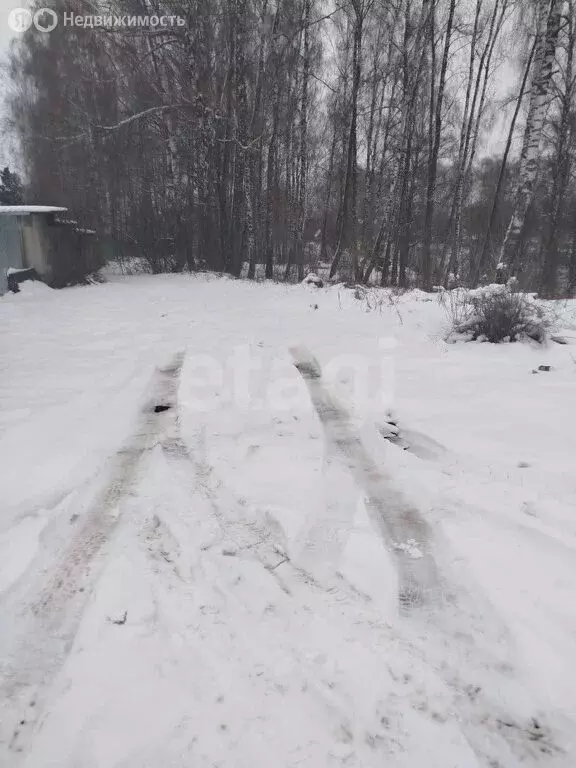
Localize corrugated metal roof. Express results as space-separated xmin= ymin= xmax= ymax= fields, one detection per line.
xmin=0 ymin=205 xmax=68 ymax=215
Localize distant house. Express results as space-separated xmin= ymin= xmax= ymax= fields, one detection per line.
xmin=0 ymin=206 xmax=104 ymax=294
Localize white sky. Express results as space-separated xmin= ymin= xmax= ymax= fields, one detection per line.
xmin=0 ymin=0 xmax=29 ymax=54
xmin=0 ymin=0 xmax=34 ymax=168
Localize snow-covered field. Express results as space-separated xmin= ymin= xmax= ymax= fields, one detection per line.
xmin=1 ymin=274 xmax=576 ymax=767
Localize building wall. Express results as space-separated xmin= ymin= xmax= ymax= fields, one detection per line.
xmin=2 ymin=212 xmax=105 ymax=292
xmin=45 ymin=225 xmax=103 ymax=287
xmin=21 ymin=215 xmax=51 ymax=278
xmin=22 ymin=214 xmax=103 ymax=287
xmin=0 ymin=216 xmax=25 ymax=293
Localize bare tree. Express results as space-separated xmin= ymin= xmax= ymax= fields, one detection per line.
xmin=422 ymin=0 xmax=455 ymax=290
xmin=540 ymin=0 xmax=575 ymax=295
xmin=499 ymin=0 xmax=564 ymax=273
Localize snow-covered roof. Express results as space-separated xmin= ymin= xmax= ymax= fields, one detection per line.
xmin=0 ymin=205 xmax=68 ymax=215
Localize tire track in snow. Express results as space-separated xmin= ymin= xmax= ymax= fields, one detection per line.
xmin=33 ymin=353 xmax=184 ymax=619
xmin=0 ymin=352 xmax=184 ymax=761
xmin=291 ymin=345 xmax=573 ymax=767
xmin=291 ymin=345 xmax=442 ymax=613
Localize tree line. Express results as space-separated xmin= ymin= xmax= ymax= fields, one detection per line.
xmin=6 ymin=0 xmax=576 ymax=296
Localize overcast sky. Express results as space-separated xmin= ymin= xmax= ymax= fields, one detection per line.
xmin=0 ymin=0 xmax=26 ymax=54
xmin=0 ymin=0 xmax=33 ymax=168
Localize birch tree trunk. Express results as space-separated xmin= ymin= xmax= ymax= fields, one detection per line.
xmin=246 ymin=0 xmax=268 ymax=279
xmin=297 ymin=0 xmax=311 ymax=281
xmin=473 ymin=37 xmax=536 ymax=284
xmin=447 ymin=0 xmax=508 ymax=284
xmin=320 ymin=122 xmax=338 ymax=264
xmin=540 ymin=1 xmax=574 ymax=296
xmin=421 ymin=0 xmax=456 ymax=290
xmin=329 ymin=0 xmax=365 ymax=280
xmin=499 ymin=0 xmax=563 ymax=273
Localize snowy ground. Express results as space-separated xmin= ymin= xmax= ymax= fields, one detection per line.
xmin=1 ymin=274 xmax=576 ymax=767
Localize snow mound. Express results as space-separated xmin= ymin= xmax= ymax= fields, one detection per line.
xmin=2 ymin=279 xmax=53 ymax=300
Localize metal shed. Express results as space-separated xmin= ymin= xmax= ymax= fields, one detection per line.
xmin=0 ymin=206 xmax=67 ymax=293
xmin=0 ymin=206 xmax=104 ymax=293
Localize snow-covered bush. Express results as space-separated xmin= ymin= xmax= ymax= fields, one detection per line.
xmin=302 ymin=272 xmax=324 ymax=287
xmin=442 ymin=284 xmax=552 ymax=343
xmin=108 ymin=256 xmax=151 ymax=275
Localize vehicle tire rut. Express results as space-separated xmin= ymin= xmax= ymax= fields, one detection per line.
xmin=0 ymin=352 xmax=184 ymax=760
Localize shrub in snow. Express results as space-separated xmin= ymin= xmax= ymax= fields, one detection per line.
xmin=352 ymin=285 xmax=404 ymax=323
xmin=443 ymin=284 xmax=552 ymax=343
xmin=302 ymin=272 xmax=324 ymax=288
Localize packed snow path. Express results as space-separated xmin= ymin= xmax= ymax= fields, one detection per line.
xmin=291 ymin=344 xmax=441 ymax=611
xmin=291 ymin=345 xmax=572 ymax=763
xmin=0 ymin=352 xmax=185 ymax=755
xmin=1 ymin=275 xmax=576 ymax=767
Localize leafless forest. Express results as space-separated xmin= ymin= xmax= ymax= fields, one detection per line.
xmin=6 ymin=0 xmax=576 ymax=295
